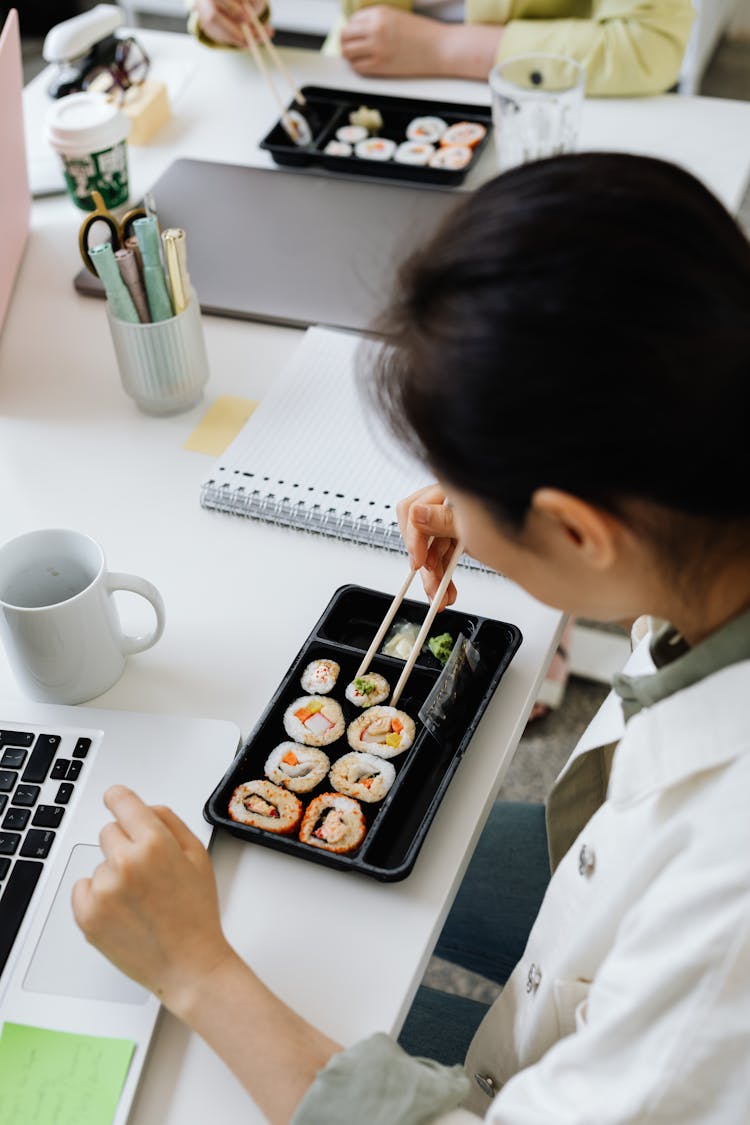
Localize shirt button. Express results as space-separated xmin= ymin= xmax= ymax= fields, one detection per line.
xmin=474 ymin=1073 xmax=497 ymax=1097
xmin=578 ymin=844 xmax=596 ymax=877
xmin=526 ymin=962 xmax=542 ymax=993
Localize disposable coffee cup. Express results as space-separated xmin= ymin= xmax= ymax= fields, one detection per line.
xmin=46 ymin=91 xmax=130 ymax=211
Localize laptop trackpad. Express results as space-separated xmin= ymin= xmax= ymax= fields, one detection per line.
xmin=23 ymin=845 xmax=149 ymax=1005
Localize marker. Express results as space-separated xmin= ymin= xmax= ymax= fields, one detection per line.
xmin=133 ymin=216 xmax=173 ymax=322
xmin=115 ymin=248 xmax=151 ymax=323
xmin=89 ymin=242 xmax=139 ymax=324
xmin=161 ymin=228 xmax=191 ymax=315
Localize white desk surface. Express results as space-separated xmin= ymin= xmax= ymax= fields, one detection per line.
xmin=5 ymin=29 xmax=750 ymax=1125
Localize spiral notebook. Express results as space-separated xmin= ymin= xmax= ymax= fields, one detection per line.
xmin=200 ymin=327 xmax=433 ymax=554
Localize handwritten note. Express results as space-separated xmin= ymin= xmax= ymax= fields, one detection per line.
xmin=0 ymin=1022 xmax=135 ymax=1125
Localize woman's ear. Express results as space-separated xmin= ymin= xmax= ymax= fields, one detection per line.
xmin=530 ymin=488 xmax=619 ymax=570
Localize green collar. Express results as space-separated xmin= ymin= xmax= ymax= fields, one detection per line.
xmin=613 ymin=607 xmax=750 ymax=721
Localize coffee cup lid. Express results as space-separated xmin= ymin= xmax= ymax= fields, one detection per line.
xmin=46 ymin=91 xmax=130 ymax=157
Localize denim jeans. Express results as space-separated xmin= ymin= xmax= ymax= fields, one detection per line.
xmin=398 ymin=801 xmax=550 ymax=1066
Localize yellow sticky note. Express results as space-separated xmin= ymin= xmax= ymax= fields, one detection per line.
xmin=0 ymin=1022 xmax=135 ymax=1125
xmin=184 ymin=395 xmax=258 ymax=456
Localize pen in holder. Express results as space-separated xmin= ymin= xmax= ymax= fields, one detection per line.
xmin=106 ymin=289 xmax=209 ymax=415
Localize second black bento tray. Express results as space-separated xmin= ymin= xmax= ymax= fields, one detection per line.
xmin=260 ymin=86 xmax=492 ymax=186
xmin=205 ymin=584 xmax=522 ymax=881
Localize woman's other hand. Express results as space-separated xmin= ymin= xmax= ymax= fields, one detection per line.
xmin=397 ymin=483 xmax=458 ymax=609
xmin=341 ymin=7 xmax=446 ymax=77
xmin=72 ymin=785 xmax=234 ymax=1015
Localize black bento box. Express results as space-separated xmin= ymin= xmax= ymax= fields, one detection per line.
xmin=259 ymin=86 xmax=492 ymax=186
xmin=204 ymin=584 xmax=522 ymax=881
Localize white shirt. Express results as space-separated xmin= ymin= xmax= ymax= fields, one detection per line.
xmin=457 ymin=646 xmax=750 ymax=1122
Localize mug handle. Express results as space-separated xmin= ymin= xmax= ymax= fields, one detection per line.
xmin=107 ymin=572 xmax=166 ymax=655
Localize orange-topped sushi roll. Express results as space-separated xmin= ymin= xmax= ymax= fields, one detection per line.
xmin=284 ymin=695 xmax=345 ymax=747
xmin=347 ymin=706 xmax=416 ymax=758
xmin=265 ymin=742 xmax=330 ymax=793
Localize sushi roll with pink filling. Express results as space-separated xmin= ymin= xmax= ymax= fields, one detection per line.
xmin=228 ymin=779 xmax=302 ymax=834
xmin=300 ymin=658 xmax=340 ymax=695
xmin=345 ymin=672 xmax=390 ymax=708
xmin=354 ymin=137 xmax=396 ymax=161
xmin=329 ymin=751 xmax=395 ymax=803
xmin=336 ymin=124 xmax=368 ymax=144
xmin=284 ymin=695 xmax=345 ymax=747
xmin=283 ymin=110 xmax=312 ymax=147
xmin=406 ymin=116 xmax=447 ymax=144
xmin=299 ymin=792 xmax=366 ymax=853
xmin=347 ymin=705 xmax=416 ymax=758
xmin=395 ymin=141 xmax=435 ymax=166
xmin=324 ymin=140 xmax=352 ymax=157
xmin=429 ymin=145 xmax=473 ymax=171
xmin=265 ymin=742 xmax=330 ymax=793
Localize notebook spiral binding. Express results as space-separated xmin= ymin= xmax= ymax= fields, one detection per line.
xmin=200 ymin=476 xmax=490 ymax=573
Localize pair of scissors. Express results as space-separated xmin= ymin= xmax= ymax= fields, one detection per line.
xmin=78 ymin=190 xmax=147 ymax=275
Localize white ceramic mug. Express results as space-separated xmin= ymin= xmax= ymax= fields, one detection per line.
xmin=0 ymin=529 xmax=165 ymax=705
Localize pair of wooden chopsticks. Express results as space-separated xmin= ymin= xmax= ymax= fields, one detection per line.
xmin=240 ymin=1 xmax=306 ymax=136
xmin=356 ymin=539 xmax=465 ymax=709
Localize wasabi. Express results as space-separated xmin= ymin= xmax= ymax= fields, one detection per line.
xmin=428 ymin=633 xmax=454 ymax=665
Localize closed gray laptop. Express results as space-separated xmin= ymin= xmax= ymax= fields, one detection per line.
xmin=74 ymin=159 xmax=465 ymax=332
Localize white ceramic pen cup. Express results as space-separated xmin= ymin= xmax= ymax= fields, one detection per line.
xmin=107 ymin=289 xmax=210 ymax=416
xmin=0 ymin=529 xmax=165 ymax=705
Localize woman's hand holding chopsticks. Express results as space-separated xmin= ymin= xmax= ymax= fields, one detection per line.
xmin=397 ymin=484 xmax=459 ymax=611
xmin=194 ymin=0 xmax=271 ymax=48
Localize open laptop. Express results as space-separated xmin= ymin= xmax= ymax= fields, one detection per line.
xmin=0 ymin=701 xmax=240 ymax=1123
xmin=0 ymin=9 xmax=31 ymax=334
xmin=74 ymin=159 xmax=464 ymax=332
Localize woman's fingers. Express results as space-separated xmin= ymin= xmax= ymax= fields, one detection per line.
xmin=152 ymin=805 xmax=206 ymax=858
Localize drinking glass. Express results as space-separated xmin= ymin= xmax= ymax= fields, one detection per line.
xmin=489 ymin=54 xmax=585 ymax=173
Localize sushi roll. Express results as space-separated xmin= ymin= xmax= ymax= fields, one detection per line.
xmin=284 ymin=695 xmax=345 ymax=747
xmin=347 ymin=706 xmax=416 ymax=758
xmin=440 ymin=121 xmax=486 ymax=149
xmin=345 ymin=672 xmax=390 ymax=708
xmin=429 ymin=145 xmax=473 ymax=171
xmin=300 ymin=658 xmax=340 ymax=695
xmin=283 ymin=109 xmax=313 ymax=147
xmin=228 ymin=779 xmax=302 ymax=834
xmin=330 ymin=751 xmax=395 ymax=803
xmin=394 ymin=141 xmax=435 ymax=166
xmin=324 ymin=140 xmax=352 ymax=157
xmin=265 ymin=742 xmax=330 ymax=793
xmin=406 ymin=116 xmax=448 ymax=144
xmin=349 ymin=105 xmax=384 ymax=133
xmin=354 ymin=137 xmax=397 ymax=162
xmin=336 ymin=124 xmax=368 ymax=144
xmin=299 ymin=792 xmax=367 ymax=854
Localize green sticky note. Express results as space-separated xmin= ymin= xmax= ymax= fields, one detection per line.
xmin=0 ymin=1022 xmax=136 ymax=1125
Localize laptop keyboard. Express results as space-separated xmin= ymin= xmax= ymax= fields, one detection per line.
xmin=0 ymin=727 xmax=91 ymax=979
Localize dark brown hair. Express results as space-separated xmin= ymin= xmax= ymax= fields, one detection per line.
xmin=369 ymin=154 xmax=750 ymax=541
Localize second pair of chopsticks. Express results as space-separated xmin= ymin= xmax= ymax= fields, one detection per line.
xmin=240 ymin=1 xmax=306 ymax=136
xmin=356 ymin=539 xmax=466 ymax=709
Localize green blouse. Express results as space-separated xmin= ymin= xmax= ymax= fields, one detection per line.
xmin=333 ymin=0 xmax=695 ymax=96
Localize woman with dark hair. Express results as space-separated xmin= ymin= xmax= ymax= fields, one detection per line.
xmin=72 ymin=154 xmax=750 ymax=1123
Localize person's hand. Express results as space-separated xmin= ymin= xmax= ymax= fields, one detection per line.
xmin=397 ymin=483 xmax=458 ymax=609
xmin=341 ymin=7 xmax=446 ymax=78
xmin=72 ymin=786 xmax=235 ymax=1015
xmin=194 ymin=0 xmax=270 ymax=48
